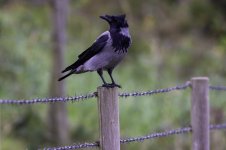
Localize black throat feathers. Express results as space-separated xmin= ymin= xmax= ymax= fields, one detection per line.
xmin=110 ymin=31 xmax=131 ymax=53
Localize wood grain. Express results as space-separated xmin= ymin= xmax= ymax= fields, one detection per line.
xmin=191 ymin=77 xmax=209 ymax=150
xmin=97 ymin=87 xmax=120 ymax=150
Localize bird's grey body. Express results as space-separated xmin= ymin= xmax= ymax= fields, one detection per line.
xmin=76 ymin=30 xmax=130 ymax=73
xmin=58 ymin=14 xmax=131 ymax=88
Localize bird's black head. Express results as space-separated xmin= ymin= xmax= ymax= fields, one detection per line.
xmin=100 ymin=14 xmax=128 ymax=29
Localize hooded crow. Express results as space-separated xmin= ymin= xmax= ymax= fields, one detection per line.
xmin=58 ymin=14 xmax=131 ymax=88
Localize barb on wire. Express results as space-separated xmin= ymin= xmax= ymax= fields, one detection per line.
xmin=44 ymin=123 xmax=226 ymax=150
xmin=119 ymin=81 xmax=191 ymax=98
xmin=0 ymin=93 xmax=97 ymax=105
xmin=209 ymin=85 xmax=226 ymax=91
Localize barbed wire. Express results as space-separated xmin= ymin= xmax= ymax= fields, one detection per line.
xmin=43 ymin=142 xmax=99 ymax=150
xmin=44 ymin=123 xmax=226 ymax=150
xmin=119 ymin=81 xmax=191 ymax=98
xmin=0 ymin=93 xmax=97 ymax=105
xmin=120 ymin=123 xmax=226 ymax=144
xmin=1 ymin=82 xmax=226 ymax=105
xmin=0 ymin=82 xmax=190 ymax=105
xmin=209 ymin=85 xmax=226 ymax=91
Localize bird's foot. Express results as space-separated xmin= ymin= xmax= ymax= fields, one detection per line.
xmin=102 ymin=83 xmax=121 ymax=88
xmin=112 ymin=83 xmax=121 ymax=88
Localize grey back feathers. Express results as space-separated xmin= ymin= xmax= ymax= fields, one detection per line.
xmin=61 ymin=34 xmax=109 ymax=73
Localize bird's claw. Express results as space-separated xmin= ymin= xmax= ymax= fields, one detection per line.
xmin=112 ymin=83 xmax=121 ymax=88
xmin=102 ymin=83 xmax=121 ymax=88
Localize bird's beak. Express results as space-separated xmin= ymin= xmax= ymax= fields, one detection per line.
xmin=100 ymin=15 xmax=111 ymax=23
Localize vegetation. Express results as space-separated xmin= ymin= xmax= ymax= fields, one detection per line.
xmin=0 ymin=0 xmax=226 ymax=149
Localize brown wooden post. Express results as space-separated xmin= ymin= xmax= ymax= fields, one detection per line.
xmin=97 ymin=87 xmax=120 ymax=150
xmin=191 ymin=77 xmax=210 ymax=150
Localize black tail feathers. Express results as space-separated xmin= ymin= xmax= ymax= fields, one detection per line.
xmin=58 ymin=72 xmax=73 ymax=81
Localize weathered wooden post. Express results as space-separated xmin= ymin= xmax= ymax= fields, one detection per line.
xmin=191 ymin=77 xmax=210 ymax=150
xmin=97 ymin=87 xmax=120 ymax=150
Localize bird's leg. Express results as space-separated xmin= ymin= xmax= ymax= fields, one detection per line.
xmin=97 ymin=69 xmax=108 ymax=86
xmin=107 ymin=69 xmax=121 ymax=88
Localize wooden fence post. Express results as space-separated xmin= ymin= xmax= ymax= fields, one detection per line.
xmin=191 ymin=77 xmax=210 ymax=150
xmin=97 ymin=87 xmax=120 ymax=150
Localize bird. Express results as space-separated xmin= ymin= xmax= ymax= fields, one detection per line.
xmin=58 ymin=14 xmax=131 ymax=88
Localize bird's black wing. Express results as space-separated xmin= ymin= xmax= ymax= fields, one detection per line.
xmin=61 ymin=33 xmax=109 ymax=73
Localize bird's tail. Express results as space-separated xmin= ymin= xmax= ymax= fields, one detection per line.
xmin=58 ymin=72 xmax=73 ymax=81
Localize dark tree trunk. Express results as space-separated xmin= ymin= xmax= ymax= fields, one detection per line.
xmin=48 ymin=0 xmax=70 ymax=145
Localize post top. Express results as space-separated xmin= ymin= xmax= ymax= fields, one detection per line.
xmin=191 ymin=77 xmax=209 ymax=81
xmin=97 ymin=86 xmax=119 ymax=90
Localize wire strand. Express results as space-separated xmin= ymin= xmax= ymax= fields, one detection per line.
xmin=43 ymin=142 xmax=99 ymax=150
xmin=0 ymin=93 xmax=97 ymax=105
xmin=120 ymin=123 xmax=226 ymax=144
xmin=209 ymin=85 xmax=226 ymax=91
xmin=1 ymin=82 xmax=226 ymax=105
xmin=0 ymin=82 xmax=191 ymax=105
xmin=119 ymin=81 xmax=191 ymax=98
xmin=44 ymin=123 xmax=226 ymax=150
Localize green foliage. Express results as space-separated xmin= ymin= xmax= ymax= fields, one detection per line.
xmin=1 ymin=0 xmax=226 ymax=150
xmin=190 ymin=0 xmax=226 ymax=36
xmin=0 ymin=4 xmax=51 ymax=99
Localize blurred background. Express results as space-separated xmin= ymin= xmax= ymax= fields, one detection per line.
xmin=0 ymin=0 xmax=226 ymax=149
